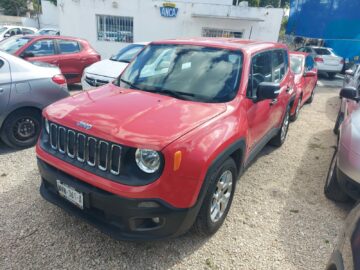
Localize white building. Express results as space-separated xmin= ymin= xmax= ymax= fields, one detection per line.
xmin=57 ymin=0 xmax=284 ymax=58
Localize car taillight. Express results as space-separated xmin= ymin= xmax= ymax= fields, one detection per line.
xmin=314 ymin=57 xmax=324 ymax=63
xmin=52 ymin=74 xmax=67 ymax=85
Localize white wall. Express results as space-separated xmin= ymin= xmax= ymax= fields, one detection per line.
xmin=40 ymin=0 xmax=59 ymax=29
xmin=58 ymin=0 xmax=283 ymax=58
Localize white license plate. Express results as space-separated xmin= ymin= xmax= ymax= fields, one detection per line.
xmin=56 ymin=180 xmax=84 ymax=209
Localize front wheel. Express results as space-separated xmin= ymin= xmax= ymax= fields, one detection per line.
xmin=193 ymin=158 xmax=237 ymax=236
xmin=290 ymin=96 xmax=302 ymax=122
xmin=0 ymin=108 xmax=41 ymax=149
xmin=324 ymin=150 xmax=350 ymax=202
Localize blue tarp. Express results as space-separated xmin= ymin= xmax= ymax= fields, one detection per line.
xmin=286 ymin=0 xmax=360 ymax=61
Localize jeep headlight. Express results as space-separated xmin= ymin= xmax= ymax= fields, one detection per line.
xmin=135 ymin=149 xmax=161 ymax=173
xmin=44 ymin=118 xmax=50 ymax=134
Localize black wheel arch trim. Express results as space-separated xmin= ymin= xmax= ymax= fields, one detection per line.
xmin=326 ymin=250 xmax=344 ymax=270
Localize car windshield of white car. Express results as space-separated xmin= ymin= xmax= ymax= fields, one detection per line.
xmin=110 ymin=44 xmax=144 ymax=63
xmin=314 ymin=48 xmax=331 ymax=55
xmin=290 ymin=55 xmax=303 ymax=74
xmin=0 ymin=36 xmax=32 ymax=54
xmin=0 ymin=27 xmax=8 ymax=34
xmin=117 ymin=44 xmax=243 ymax=103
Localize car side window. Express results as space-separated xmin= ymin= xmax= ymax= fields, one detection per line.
xmin=0 ymin=59 xmax=4 ymax=69
xmin=58 ymin=40 xmax=81 ymax=54
xmin=305 ymin=56 xmax=315 ymax=71
xmin=25 ymin=39 xmax=55 ymax=56
xmin=305 ymin=47 xmax=312 ymax=53
xmin=247 ymin=51 xmax=272 ymax=98
xmin=272 ymin=50 xmax=287 ymax=83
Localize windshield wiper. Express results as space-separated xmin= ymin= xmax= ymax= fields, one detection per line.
xmin=146 ymin=89 xmax=195 ymax=100
xmin=119 ymin=78 xmax=140 ymax=90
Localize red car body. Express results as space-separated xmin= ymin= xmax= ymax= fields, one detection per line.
xmin=37 ymin=39 xmax=296 ymax=239
xmin=289 ymin=52 xmax=318 ymax=118
xmin=10 ymin=35 xmax=100 ymax=84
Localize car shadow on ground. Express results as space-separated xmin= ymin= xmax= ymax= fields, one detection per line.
xmin=0 ymin=140 xmax=18 ymax=155
xmin=276 ymin=127 xmax=352 ymax=267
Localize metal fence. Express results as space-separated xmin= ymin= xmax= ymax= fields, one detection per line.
xmin=96 ymin=15 xmax=133 ymax=43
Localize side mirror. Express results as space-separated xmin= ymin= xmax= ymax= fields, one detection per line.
xmin=304 ymin=70 xmax=317 ymax=77
xmin=340 ymin=87 xmax=359 ymax=102
xmin=20 ymin=52 xmax=35 ymax=58
xmin=345 ymin=69 xmax=355 ymax=76
xmin=257 ymin=82 xmax=280 ymax=101
xmin=4 ymin=33 xmax=10 ymax=38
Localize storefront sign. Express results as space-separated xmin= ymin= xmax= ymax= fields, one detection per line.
xmin=160 ymin=2 xmax=178 ymax=18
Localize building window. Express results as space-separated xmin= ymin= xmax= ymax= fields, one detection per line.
xmin=96 ymin=15 xmax=133 ymax=43
xmin=202 ymin=28 xmax=243 ymax=39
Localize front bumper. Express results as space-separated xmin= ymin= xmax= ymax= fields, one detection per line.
xmin=38 ymin=158 xmax=200 ymax=240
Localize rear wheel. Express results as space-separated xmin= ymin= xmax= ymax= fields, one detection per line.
xmin=0 ymin=108 xmax=41 ymax=149
xmin=324 ymin=150 xmax=350 ymax=202
xmin=193 ymin=158 xmax=237 ymax=236
xmin=269 ymin=107 xmax=290 ymax=147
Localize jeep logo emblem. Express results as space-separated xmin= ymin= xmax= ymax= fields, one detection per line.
xmin=76 ymin=121 xmax=92 ymax=130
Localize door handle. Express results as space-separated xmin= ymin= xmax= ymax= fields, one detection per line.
xmin=270 ymin=99 xmax=278 ymax=106
xmin=0 ymin=88 xmax=4 ymax=94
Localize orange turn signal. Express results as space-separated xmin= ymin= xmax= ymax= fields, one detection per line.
xmin=173 ymin=151 xmax=182 ymax=171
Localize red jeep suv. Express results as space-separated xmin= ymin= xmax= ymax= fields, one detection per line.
xmin=37 ymin=39 xmax=295 ymax=240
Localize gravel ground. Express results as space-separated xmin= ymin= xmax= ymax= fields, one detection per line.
xmin=0 ymin=85 xmax=351 ymax=269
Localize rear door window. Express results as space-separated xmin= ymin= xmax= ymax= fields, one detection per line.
xmin=25 ymin=39 xmax=55 ymax=56
xmin=58 ymin=40 xmax=81 ymax=54
xmin=22 ymin=28 xmax=35 ymax=35
xmin=305 ymin=56 xmax=315 ymax=71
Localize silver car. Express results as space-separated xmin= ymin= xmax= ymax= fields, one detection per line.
xmin=324 ymin=87 xmax=360 ymax=202
xmin=0 ymin=51 xmax=69 ymax=148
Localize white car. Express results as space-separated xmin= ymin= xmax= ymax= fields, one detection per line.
xmin=296 ymin=46 xmax=344 ymax=79
xmin=81 ymin=42 xmax=148 ymax=90
xmin=0 ymin=25 xmax=38 ymax=41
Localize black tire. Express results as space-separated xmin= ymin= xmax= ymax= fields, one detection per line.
xmin=333 ymin=111 xmax=344 ymax=135
xmin=328 ymin=72 xmax=337 ymax=79
xmin=290 ymin=96 xmax=302 ymax=122
xmin=0 ymin=108 xmax=41 ymax=149
xmin=193 ymin=158 xmax=237 ymax=236
xmin=324 ymin=150 xmax=350 ymax=202
xmin=269 ymin=107 xmax=290 ymax=147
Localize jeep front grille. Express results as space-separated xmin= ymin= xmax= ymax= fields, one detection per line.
xmin=49 ymin=123 xmax=122 ymax=175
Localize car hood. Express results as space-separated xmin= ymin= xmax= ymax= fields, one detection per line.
xmin=85 ymin=59 xmax=128 ymax=78
xmin=44 ymin=84 xmax=227 ymax=150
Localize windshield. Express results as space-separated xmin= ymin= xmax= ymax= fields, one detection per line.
xmin=0 ymin=36 xmax=32 ymax=54
xmin=116 ymin=44 xmax=243 ymax=103
xmin=0 ymin=27 xmax=8 ymax=34
xmin=110 ymin=44 xmax=145 ymax=63
xmin=290 ymin=55 xmax=304 ymax=74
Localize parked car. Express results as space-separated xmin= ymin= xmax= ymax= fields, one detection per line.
xmin=0 ymin=25 xmax=38 ymax=41
xmin=289 ymin=52 xmax=318 ymax=121
xmin=333 ymin=65 xmax=360 ymax=134
xmin=0 ymin=35 xmax=100 ymax=84
xmin=82 ymin=42 xmax=148 ymax=90
xmin=0 ymin=51 xmax=69 ymax=149
xmin=36 ymin=28 xmax=60 ymax=36
xmin=325 ymin=202 xmax=360 ymax=270
xmin=37 ymin=38 xmax=295 ymax=240
xmin=296 ymin=46 xmax=344 ymax=79
xmin=324 ymin=87 xmax=360 ymax=202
